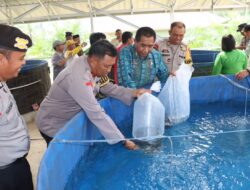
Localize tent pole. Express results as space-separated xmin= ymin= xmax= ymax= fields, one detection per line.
xmin=88 ymin=0 xmax=94 ymax=33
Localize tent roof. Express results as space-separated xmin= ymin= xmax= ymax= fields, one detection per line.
xmin=0 ymin=0 xmax=249 ymax=24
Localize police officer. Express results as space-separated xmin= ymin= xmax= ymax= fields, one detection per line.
xmin=0 ymin=25 xmax=33 ymax=190
xmin=156 ymin=22 xmax=192 ymax=75
xmin=36 ymin=40 xmax=150 ymax=150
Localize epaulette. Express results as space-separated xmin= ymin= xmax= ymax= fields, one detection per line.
xmin=99 ymin=76 xmax=110 ymax=87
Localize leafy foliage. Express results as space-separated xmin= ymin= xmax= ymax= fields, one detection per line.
xmin=15 ymin=11 xmax=250 ymax=58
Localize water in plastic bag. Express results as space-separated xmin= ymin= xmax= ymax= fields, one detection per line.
xmin=158 ymin=64 xmax=194 ymax=125
xmin=132 ymin=93 xmax=165 ymax=141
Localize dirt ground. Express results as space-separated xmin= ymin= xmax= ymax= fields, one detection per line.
xmin=23 ymin=112 xmax=47 ymax=189
xmin=23 ymin=60 xmax=52 ymax=189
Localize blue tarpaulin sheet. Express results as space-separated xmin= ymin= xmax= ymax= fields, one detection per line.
xmin=37 ymin=75 xmax=250 ymax=190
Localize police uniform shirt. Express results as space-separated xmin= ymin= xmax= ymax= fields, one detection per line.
xmin=240 ymin=36 xmax=250 ymax=48
xmin=245 ymin=41 xmax=250 ymax=57
xmin=157 ymin=38 xmax=191 ymax=72
xmin=36 ymin=55 xmax=135 ymax=144
xmin=0 ymin=82 xmax=30 ymax=167
xmin=65 ymin=54 xmax=78 ymax=67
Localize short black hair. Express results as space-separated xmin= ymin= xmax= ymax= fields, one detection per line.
xmin=170 ymin=22 xmax=186 ymax=30
xmin=244 ymin=25 xmax=250 ymax=32
xmin=221 ymin=34 xmax=236 ymax=52
xmin=116 ymin=29 xmax=121 ymax=33
xmin=89 ymin=32 xmax=106 ymax=45
xmin=122 ymin=31 xmax=133 ymax=44
xmin=135 ymin=27 xmax=156 ymax=42
xmin=73 ymin=34 xmax=79 ymax=39
xmin=88 ymin=40 xmax=117 ymax=59
xmin=65 ymin=32 xmax=72 ymax=37
xmin=0 ymin=48 xmax=11 ymax=59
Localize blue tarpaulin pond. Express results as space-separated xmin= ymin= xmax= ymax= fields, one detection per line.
xmin=37 ymin=73 xmax=250 ymax=190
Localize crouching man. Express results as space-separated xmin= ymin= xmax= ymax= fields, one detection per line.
xmin=36 ymin=40 xmax=150 ymax=150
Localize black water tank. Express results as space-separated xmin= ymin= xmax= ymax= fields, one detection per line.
xmin=6 ymin=60 xmax=51 ymax=114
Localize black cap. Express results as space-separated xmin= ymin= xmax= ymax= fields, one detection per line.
xmin=237 ymin=23 xmax=247 ymax=32
xmin=73 ymin=34 xmax=80 ymax=39
xmin=0 ymin=24 xmax=32 ymax=52
xmin=65 ymin=32 xmax=72 ymax=37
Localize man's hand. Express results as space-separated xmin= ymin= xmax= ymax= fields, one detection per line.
xmin=236 ymin=70 xmax=249 ymax=80
xmin=124 ymin=140 xmax=138 ymax=150
xmin=132 ymin=89 xmax=151 ymax=98
xmin=170 ymin=71 xmax=176 ymax=76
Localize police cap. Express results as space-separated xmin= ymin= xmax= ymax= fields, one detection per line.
xmin=0 ymin=24 xmax=32 ymax=52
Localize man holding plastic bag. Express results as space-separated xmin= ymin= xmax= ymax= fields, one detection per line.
xmin=156 ymin=21 xmax=192 ymax=75
xmin=36 ymin=40 xmax=150 ymax=150
xmin=118 ymin=27 xmax=168 ymax=89
xmin=157 ymin=22 xmax=194 ymax=125
xmin=159 ymin=63 xmax=194 ymax=125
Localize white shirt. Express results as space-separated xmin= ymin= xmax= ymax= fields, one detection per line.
xmin=0 ymin=82 xmax=30 ymax=166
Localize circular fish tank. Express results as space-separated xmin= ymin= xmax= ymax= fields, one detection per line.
xmin=6 ymin=59 xmax=51 ymax=114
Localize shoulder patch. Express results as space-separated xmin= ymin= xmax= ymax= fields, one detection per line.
xmin=85 ymin=81 xmax=94 ymax=87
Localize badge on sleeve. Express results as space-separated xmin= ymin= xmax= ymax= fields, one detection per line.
xmin=85 ymin=81 xmax=95 ymax=87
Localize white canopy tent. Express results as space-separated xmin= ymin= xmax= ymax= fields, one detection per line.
xmin=1 ymin=0 xmax=249 ymax=31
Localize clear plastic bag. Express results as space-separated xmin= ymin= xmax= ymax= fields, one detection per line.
xmin=158 ymin=64 xmax=194 ymax=125
xmin=132 ymin=93 xmax=165 ymax=141
xmin=150 ymin=81 xmax=161 ymax=92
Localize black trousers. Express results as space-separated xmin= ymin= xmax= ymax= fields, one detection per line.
xmin=0 ymin=157 xmax=33 ymax=190
xmin=40 ymin=131 xmax=53 ymax=147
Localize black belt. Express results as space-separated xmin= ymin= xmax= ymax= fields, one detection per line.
xmin=0 ymin=157 xmax=26 ymax=170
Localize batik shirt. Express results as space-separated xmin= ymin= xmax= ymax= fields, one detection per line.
xmin=118 ymin=45 xmax=168 ymax=89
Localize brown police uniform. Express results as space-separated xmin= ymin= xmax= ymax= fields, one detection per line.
xmin=157 ymin=38 xmax=192 ymax=72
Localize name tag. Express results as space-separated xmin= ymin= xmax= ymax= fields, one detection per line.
xmin=162 ymin=53 xmax=170 ymax=57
